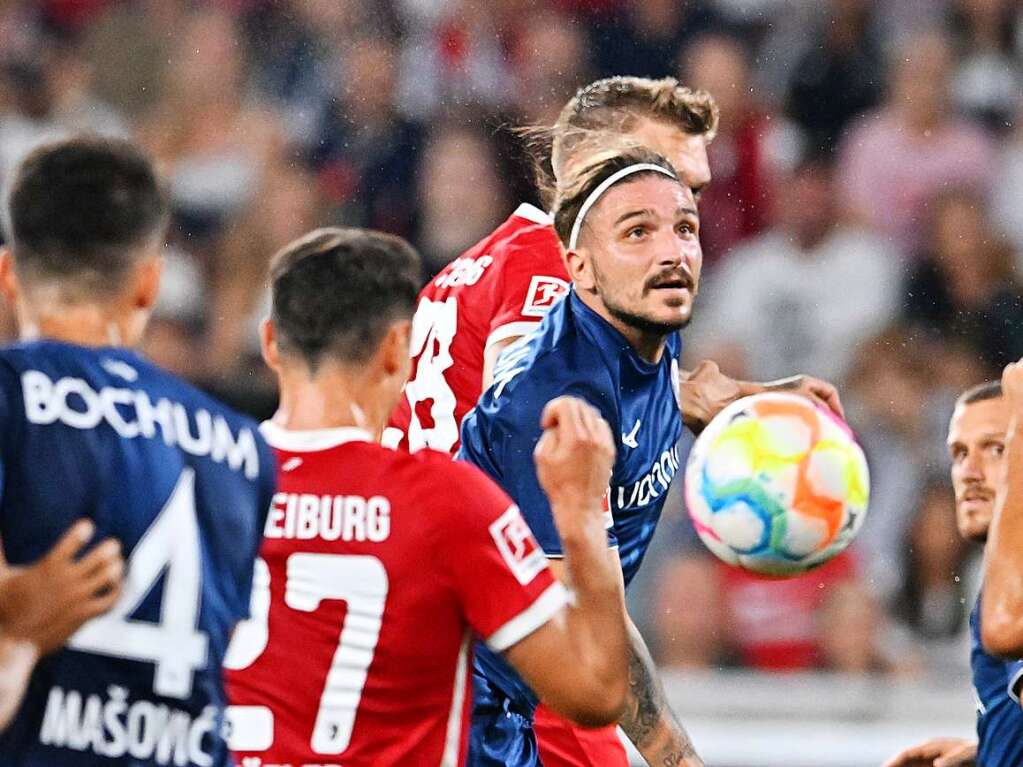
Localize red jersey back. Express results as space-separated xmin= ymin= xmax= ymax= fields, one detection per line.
xmin=224 ymin=423 xmax=566 ymax=767
xmin=386 ymin=204 xmax=569 ymax=453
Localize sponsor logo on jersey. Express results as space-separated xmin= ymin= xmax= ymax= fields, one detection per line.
xmin=521 ymin=276 xmax=569 ymax=318
xmin=489 ymin=506 xmax=547 ymax=585
xmin=613 ymin=445 xmax=680 ymax=511
xmin=21 ymin=370 xmax=260 ymax=479
xmin=622 ymin=419 xmax=641 ymax=449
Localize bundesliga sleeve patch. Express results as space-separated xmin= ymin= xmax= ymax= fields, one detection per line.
xmin=489 ymin=506 xmax=548 ymax=585
xmin=522 ymin=276 xmax=570 ymax=317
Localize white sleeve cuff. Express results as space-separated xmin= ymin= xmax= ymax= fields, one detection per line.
xmin=485 ymin=322 xmax=539 ymax=351
xmin=485 ymin=582 xmax=569 ymax=652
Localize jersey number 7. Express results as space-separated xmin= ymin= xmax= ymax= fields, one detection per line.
xmin=224 ymin=554 xmax=389 ymax=755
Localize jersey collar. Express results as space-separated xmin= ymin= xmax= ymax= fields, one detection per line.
xmin=259 ymin=421 xmax=374 ymax=452
xmin=512 ymin=203 xmax=553 ymax=226
xmin=567 ymin=289 xmax=671 ymax=374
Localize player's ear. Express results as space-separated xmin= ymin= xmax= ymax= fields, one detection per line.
xmin=565 ymin=246 xmax=596 ymax=293
xmin=0 ymin=248 xmax=19 ymax=307
xmin=132 ymin=256 xmax=163 ymax=312
xmin=260 ymin=318 xmax=281 ymax=373
xmin=380 ymin=319 xmax=412 ymax=378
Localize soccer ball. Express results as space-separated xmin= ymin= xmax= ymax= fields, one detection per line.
xmin=684 ymin=392 xmax=869 ymax=577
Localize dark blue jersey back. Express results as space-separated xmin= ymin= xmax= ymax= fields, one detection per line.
xmin=0 ymin=341 xmax=275 ymax=767
xmin=972 ymin=597 xmax=1023 ymax=767
xmin=459 ymin=290 xmax=685 ymax=711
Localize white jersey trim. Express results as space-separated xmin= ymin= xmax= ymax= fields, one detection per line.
xmin=440 ymin=630 xmax=472 ymax=767
xmin=259 ymin=421 xmax=374 ymax=452
xmin=513 ymin=203 xmax=553 ymax=226
xmin=1009 ymin=664 xmax=1023 ymax=705
xmin=486 ymin=581 xmax=569 ymax=652
xmin=485 ymin=321 xmax=539 ymax=351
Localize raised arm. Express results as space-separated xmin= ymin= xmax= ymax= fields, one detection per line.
xmin=502 ymin=396 xmax=629 ymax=726
xmin=981 ymin=360 xmax=1023 ymax=656
xmin=679 ymin=359 xmax=844 ymax=433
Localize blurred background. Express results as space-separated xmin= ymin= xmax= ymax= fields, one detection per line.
xmin=1 ymin=0 xmax=1021 ymax=764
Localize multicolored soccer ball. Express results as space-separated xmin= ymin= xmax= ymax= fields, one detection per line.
xmin=684 ymin=392 xmax=869 ymax=577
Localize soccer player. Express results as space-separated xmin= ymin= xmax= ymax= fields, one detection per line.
xmin=0 ymin=137 xmax=276 ymax=766
xmin=0 ymin=520 xmax=124 ymax=732
xmin=224 ymin=227 xmax=630 ymax=767
xmin=459 ymin=146 xmax=705 ymax=767
xmin=884 ymin=381 xmax=1021 ymax=767
xmin=386 ymin=75 xmax=840 ymax=456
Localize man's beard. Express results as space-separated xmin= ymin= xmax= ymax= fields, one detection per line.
xmin=593 ymin=260 xmax=694 ymax=337
xmin=604 ymin=299 xmax=690 ymax=336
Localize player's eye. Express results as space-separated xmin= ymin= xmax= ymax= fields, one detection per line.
xmin=990 ymin=442 xmax=1005 ymax=457
xmin=625 ymin=226 xmax=649 ymax=240
xmin=676 ymin=221 xmax=697 ymax=237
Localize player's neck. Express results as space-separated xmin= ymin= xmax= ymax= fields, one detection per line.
xmin=18 ymin=305 xmax=134 ymax=348
xmin=576 ymin=292 xmax=667 ymax=364
xmin=272 ymin=366 xmax=387 ymax=440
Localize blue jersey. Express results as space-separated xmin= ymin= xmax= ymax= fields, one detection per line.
xmin=972 ymin=596 xmax=1023 ymax=767
xmin=459 ymin=289 xmax=685 ymax=712
xmin=0 ymin=341 xmax=275 ymax=767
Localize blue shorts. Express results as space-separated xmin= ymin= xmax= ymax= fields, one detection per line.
xmin=467 ymin=668 xmax=541 ymax=767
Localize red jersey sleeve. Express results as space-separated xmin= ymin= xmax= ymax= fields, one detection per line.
xmin=437 ymin=458 xmax=568 ymax=652
xmin=486 ymin=225 xmax=571 ymax=351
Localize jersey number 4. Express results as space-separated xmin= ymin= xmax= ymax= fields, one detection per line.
xmin=224 ymin=554 xmax=389 ymax=755
xmin=68 ymin=469 xmax=208 ymax=700
xmin=405 ymin=297 xmax=460 ymax=452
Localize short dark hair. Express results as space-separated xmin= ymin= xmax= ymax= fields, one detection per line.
xmin=270 ymin=227 xmax=421 ymax=369
xmin=957 ymin=380 xmax=1003 ymax=407
xmin=5 ymin=136 xmax=169 ymax=295
xmin=551 ymin=146 xmax=680 ymax=248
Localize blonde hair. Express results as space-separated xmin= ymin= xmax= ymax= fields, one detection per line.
xmin=525 ymin=76 xmax=718 ymax=207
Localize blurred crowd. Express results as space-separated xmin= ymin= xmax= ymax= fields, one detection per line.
xmin=1 ymin=0 xmax=1022 ymax=682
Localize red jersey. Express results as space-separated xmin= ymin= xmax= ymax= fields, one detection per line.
xmin=224 ymin=423 xmax=567 ymax=767
xmin=386 ymin=204 xmax=569 ymax=453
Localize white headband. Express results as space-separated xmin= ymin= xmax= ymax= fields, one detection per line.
xmin=567 ymin=163 xmax=678 ymax=251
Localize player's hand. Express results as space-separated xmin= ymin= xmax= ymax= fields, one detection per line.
xmin=881 ymin=737 xmax=977 ymax=767
xmin=0 ymin=520 xmax=124 ymax=655
xmin=759 ymin=374 xmax=845 ymax=420
xmin=535 ymin=396 xmax=616 ymax=521
xmin=678 ymin=359 xmax=743 ymax=433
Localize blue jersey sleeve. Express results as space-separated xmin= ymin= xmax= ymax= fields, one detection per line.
xmin=460 ymin=359 xmax=618 ymax=557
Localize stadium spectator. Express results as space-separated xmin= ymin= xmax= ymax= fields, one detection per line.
xmin=902 ymin=188 xmax=1023 ymax=374
xmin=893 ymin=478 xmax=975 ymax=644
xmin=947 ymin=0 xmax=1022 ymax=134
xmin=837 ymin=29 xmax=995 ymax=254
xmin=784 ymin=0 xmax=883 ymax=154
xmin=679 ymin=34 xmax=795 ymax=269
xmin=414 ymin=123 xmax=510 ymax=277
xmin=689 ymin=155 xmax=900 ymax=385
xmin=308 ymin=32 xmax=424 ymax=238
xmin=138 ymin=7 xmax=284 ymax=244
xmin=589 ymin=0 xmax=721 ymax=81
xmin=206 ymin=159 xmax=326 ymax=386
xmin=990 ymin=114 xmax=1023 ymax=264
